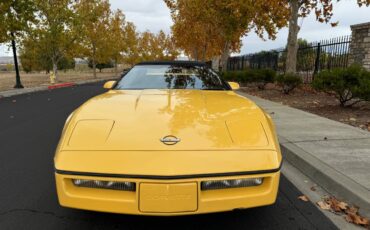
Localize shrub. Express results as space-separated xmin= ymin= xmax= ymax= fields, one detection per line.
xmin=312 ymin=65 xmax=370 ymax=107
xmin=253 ymin=69 xmax=276 ymax=90
xmin=221 ymin=68 xmax=276 ymax=89
xmin=358 ymin=72 xmax=370 ymax=101
xmin=276 ymin=73 xmax=302 ymax=94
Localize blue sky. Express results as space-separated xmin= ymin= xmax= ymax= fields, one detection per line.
xmin=1 ymin=0 xmax=370 ymax=56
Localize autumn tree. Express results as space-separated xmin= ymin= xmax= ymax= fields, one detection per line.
xmin=75 ymin=0 xmax=112 ymax=78
xmin=165 ymin=0 xmax=290 ymax=70
xmin=0 ymin=0 xmax=36 ymax=88
xmin=26 ymin=0 xmax=79 ymax=81
xmin=137 ymin=30 xmax=178 ymax=62
xmin=122 ymin=22 xmax=140 ymax=66
xmin=163 ymin=33 xmax=179 ymax=60
xmin=285 ymin=0 xmax=370 ymax=74
xmin=108 ymin=9 xmax=128 ymax=77
xmin=20 ymin=35 xmax=75 ymax=73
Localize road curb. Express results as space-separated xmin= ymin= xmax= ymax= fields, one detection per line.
xmin=0 ymin=78 xmax=113 ymax=98
xmin=47 ymin=82 xmax=76 ymax=90
xmin=279 ymin=136 xmax=370 ymax=218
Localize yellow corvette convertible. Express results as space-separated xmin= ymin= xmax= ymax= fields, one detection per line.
xmin=54 ymin=61 xmax=281 ymax=216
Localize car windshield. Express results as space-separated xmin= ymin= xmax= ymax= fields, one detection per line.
xmin=115 ymin=65 xmax=230 ymax=90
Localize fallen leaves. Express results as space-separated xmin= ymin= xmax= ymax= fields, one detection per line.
xmin=325 ymin=196 xmax=348 ymax=212
xmin=345 ymin=208 xmax=370 ymax=226
xmin=316 ymin=196 xmax=369 ymax=228
xmin=298 ymin=195 xmax=309 ymax=202
xmin=317 ymin=201 xmax=331 ymax=210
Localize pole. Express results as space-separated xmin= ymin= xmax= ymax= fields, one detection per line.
xmin=313 ymin=42 xmax=321 ymax=79
xmin=11 ymin=32 xmax=24 ymax=89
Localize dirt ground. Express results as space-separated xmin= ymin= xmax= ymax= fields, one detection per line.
xmin=0 ymin=69 xmax=119 ymax=92
xmin=241 ymin=84 xmax=370 ymax=132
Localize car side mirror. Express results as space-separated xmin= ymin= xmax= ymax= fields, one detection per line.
xmin=103 ymin=81 xmax=117 ymax=89
xmin=228 ymin=82 xmax=240 ymax=90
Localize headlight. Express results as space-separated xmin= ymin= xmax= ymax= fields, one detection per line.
xmin=201 ymin=178 xmax=263 ymax=190
xmin=72 ymin=179 xmax=136 ymax=191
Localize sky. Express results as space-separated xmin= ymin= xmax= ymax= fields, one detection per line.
xmin=1 ymin=0 xmax=370 ymax=56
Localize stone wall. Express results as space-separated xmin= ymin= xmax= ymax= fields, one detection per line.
xmin=349 ymin=22 xmax=370 ymax=70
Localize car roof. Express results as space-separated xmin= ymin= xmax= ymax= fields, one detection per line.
xmin=136 ymin=60 xmax=206 ymax=67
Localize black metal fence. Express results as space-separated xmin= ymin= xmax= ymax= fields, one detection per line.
xmin=227 ymin=35 xmax=352 ymax=82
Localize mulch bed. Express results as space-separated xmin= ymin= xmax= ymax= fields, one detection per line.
xmin=240 ymin=83 xmax=370 ymax=132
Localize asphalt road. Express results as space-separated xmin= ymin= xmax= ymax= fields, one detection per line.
xmin=0 ymin=82 xmax=337 ymax=230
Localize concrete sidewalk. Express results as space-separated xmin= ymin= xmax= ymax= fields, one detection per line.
xmin=238 ymin=92 xmax=370 ymax=217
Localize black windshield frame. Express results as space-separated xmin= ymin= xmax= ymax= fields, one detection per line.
xmin=114 ymin=64 xmax=231 ymax=90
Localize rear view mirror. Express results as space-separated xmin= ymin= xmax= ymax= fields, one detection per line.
xmin=103 ymin=81 xmax=117 ymax=89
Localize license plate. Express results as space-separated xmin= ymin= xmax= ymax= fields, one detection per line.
xmin=139 ymin=183 xmax=198 ymax=213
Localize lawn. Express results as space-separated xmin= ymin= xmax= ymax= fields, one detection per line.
xmin=0 ymin=69 xmax=119 ymax=92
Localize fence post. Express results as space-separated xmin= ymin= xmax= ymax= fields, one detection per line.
xmin=313 ymin=42 xmax=321 ymax=78
xmin=274 ymin=52 xmax=278 ymax=71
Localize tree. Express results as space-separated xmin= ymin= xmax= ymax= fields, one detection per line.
xmin=27 ymin=0 xmax=80 ymax=81
xmin=285 ymin=0 xmax=370 ymax=74
xmin=20 ymin=37 xmax=76 ymax=73
xmin=137 ymin=30 xmax=178 ymax=61
xmin=75 ymin=0 xmax=112 ymax=78
xmin=0 ymin=0 xmax=36 ymax=88
xmin=165 ymin=0 xmax=290 ymax=70
xmin=120 ymin=22 xmax=139 ymax=66
xmin=108 ymin=9 xmax=128 ymax=77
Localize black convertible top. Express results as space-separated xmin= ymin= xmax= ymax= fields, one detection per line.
xmin=136 ymin=60 xmax=206 ymax=67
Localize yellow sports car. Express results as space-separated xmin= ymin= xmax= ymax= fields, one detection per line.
xmin=54 ymin=61 xmax=281 ymax=216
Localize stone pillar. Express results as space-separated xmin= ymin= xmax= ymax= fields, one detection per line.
xmin=349 ymin=22 xmax=370 ymax=70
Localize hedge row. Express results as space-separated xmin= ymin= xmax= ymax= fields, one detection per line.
xmin=221 ymin=65 xmax=370 ymax=107
xmin=221 ymin=69 xmax=301 ymax=94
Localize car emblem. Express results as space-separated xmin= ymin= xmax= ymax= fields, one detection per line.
xmin=160 ymin=135 xmax=181 ymax=145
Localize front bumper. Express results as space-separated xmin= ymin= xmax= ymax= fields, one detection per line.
xmin=55 ymin=171 xmax=280 ymax=216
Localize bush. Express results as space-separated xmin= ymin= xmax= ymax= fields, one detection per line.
xmin=312 ymin=65 xmax=370 ymax=107
xmin=88 ymin=60 xmax=114 ymax=72
xmin=221 ymin=68 xmax=276 ymax=89
xmin=358 ymin=72 xmax=370 ymax=101
xmin=253 ymin=69 xmax=276 ymax=90
xmin=222 ymin=70 xmax=250 ymax=84
xmin=276 ymin=73 xmax=302 ymax=94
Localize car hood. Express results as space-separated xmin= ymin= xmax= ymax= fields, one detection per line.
xmin=60 ymin=89 xmax=276 ymax=151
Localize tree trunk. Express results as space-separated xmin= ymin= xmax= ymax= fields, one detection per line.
xmin=92 ymin=58 xmax=97 ymax=78
xmin=92 ymin=44 xmax=97 ymax=78
xmin=193 ymin=48 xmax=198 ymax=61
xmin=114 ymin=59 xmax=118 ymax=78
xmin=52 ymin=60 xmax=58 ymax=82
xmin=11 ymin=32 xmax=24 ymax=88
xmin=220 ymin=41 xmax=230 ymax=72
xmin=202 ymin=43 xmax=207 ymax=62
xmin=285 ymin=0 xmax=300 ymax=74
